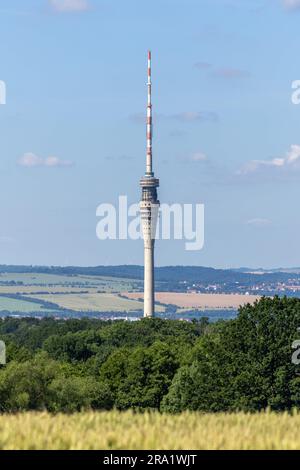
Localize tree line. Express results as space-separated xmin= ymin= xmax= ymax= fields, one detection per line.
xmin=0 ymin=296 xmax=299 ymax=413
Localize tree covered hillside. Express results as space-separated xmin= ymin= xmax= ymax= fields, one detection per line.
xmin=0 ymin=296 xmax=299 ymax=413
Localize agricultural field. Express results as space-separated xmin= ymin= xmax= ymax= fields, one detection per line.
xmin=0 ymin=272 xmax=145 ymax=314
xmin=123 ymin=292 xmax=260 ymax=310
xmin=0 ymin=286 xmax=100 ymax=295
xmin=0 ymin=271 xmax=258 ymax=316
xmin=77 ymin=275 xmax=142 ymax=292
xmin=29 ymin=293 xmax=163 ymax=313
xmin=0 ymin=272 xmax=142 ymax=292
xmin=0 ymin=296 xmax=52 ymax=313
xmin=0 ymin=410 xmax=299 ymax=450
xmin=0 ymin=273 xmax=88 ymax=286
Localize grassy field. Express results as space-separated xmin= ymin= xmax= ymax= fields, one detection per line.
xmin=0 ymin=296 xmax=52 ymax=313
xmin=123 ymin=292 xmax=260 ymax=310
xmin=0 ymin=410 xmax=299 ymax=450
xmin=29 ymin=293 xmax=164 ymax=313
xmin=0 ymin=286 xmax=101 ymax=294
xmin=0 ymin=273 xmax=90 ymax=285
xmin=0 ymin=273 xmax=141 ymax=291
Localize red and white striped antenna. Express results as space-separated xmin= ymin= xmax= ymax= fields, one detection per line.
xmin=146 ymin=50 xmax=153 ymax=175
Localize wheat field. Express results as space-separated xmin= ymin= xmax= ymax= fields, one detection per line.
xmin=123 ymin=292 xmax=260 ymax=309
xmin=0 ymin=410 xmax=299 ymax=450
xmin=29 ymin=293 xmax=151 ymax=312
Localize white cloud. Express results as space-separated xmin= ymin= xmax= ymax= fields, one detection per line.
xmin=180 ymin=152 xmax=209 ymax=166
xmin=190 ymin=152 xmax=208 ymax=162
xmin=237 ymin=144 xmax=300 ymax=175
xmin=48 ymin=0 xmax=90 ymax=13
xmin=18 ymin=153 xmax=43 ymax=167
xmin=245 ymin=218 xmax=272 ymax=227
xmin=286 ymin=144 xmax=300 ymax=163
xmin=44 ymin=156 xmax=73 ymax=167
xmin=283 ymin=0 xmax=300 ymax=10
xmin=18 ymin=152 xmax=73 ymax=168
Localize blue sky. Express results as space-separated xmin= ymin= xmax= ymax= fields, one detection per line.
xmin=0 ymin=0 xmax=300 ymax=268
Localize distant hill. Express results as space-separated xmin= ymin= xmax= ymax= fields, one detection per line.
xmin=0 ymin=264 xmax=297 ymax=285
xmin=233 ymin=267 xmax=300 ymax=274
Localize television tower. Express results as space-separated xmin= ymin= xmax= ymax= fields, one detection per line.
xmin=140 ymin=51 xmax=160 ymax=318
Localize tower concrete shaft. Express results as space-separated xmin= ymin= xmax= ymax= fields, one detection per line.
xmin=140 ymin=51 xmax=160 ymax=318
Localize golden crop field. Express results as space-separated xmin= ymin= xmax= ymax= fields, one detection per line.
xmin=29 ymin=293 xmax=164 ymax=313
xmin=123 ymin=292 xmax=260 ymax=310
xmin=0 ymin=411 xmax=299 ymax=450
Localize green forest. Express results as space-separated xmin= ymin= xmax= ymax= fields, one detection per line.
xmin=0 ymin=296 xmax=299 ymax=413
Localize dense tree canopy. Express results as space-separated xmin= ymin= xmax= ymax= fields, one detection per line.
xmin=0 ymin=297 xmax=299 ymax=413
xmin=162 ymin=297 xmax=300 ymax=412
